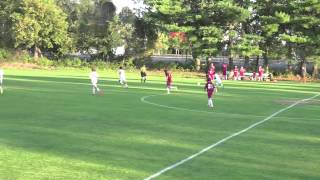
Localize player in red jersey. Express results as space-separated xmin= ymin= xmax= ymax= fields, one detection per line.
xmin=208 ymin=63 xmax=215 ymax=81
xmin=164 ymin=69 xmax=173 ymax=94
xmin=258 ymin=66 xmax=264 ymax=81
xmin=233 ymin=66 xmax=239 ymax=80
xmin=204 ymin=77 xmax=215 ymax=108
xmin=239 ymin=66 xmax=245 ymax=80
xmin=222 ymin=63 xmax=228 ymax=80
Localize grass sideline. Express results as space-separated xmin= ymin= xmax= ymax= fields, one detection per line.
xmin=0 ymin=69 xmax=319 ymax=179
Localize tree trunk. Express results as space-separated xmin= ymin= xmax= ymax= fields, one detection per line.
xmin=205 ymin=57 xmax=210 ymax=73
xmin=34 ymin=46 xmax=42 ymax=59
xmin=227 ymin=38 xmax=233 ymax=70
xmin=313 ymin=62 xmax=319 ymax=79
xmin=196 ymin=58 xmax=201 ymax=71
xmin=256 ymin=56 xmax=260 ymax=71
xmin=287 ymin=61 xmax=292 ymax=73
xmin=301 ymin=60 xmax=307 ymax=76
xmin=301 ymin=59 xmax=307 ymax=83
xmin=244 ymin=56 xmax=250 ymax=69
xmin=229 ymin=56 xmax=234 ymax=70
xmin=263 ymin=51 xmax=269 ymax=67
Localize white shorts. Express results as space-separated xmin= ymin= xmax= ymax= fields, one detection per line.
xmin=119 ymin=77 xmax=126 ymax=84
xmin=91 ymin=79 xmax=98 ymax=86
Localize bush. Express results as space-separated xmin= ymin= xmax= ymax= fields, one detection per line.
xmin=123 ymin=57 xmax=136 ymax=71
xmin=22 ymin=53 xmax=33 ymax=63
xmin=167 ymin=62 xmax=177 ymax=70
xmin=64 ymin=58 xmax=74 ymax=67
xmin=0 ymin=49 xmax=199 ymax=72
xmin=176 ymin=60 xmax=195 ymax=71
xmin=152 ymin=61 xmax=167 ymax=70
xmin=0 ymin=49 xmax=9 ymax=60
xmin=72 ymin=58 xmax=82 ymax=67
xmin=37 ymin=57 xmax=53 ymax=67
xmin=91 ymin=60 xmax=108 ymax=70
xmin=108 ymin=61 xmax=121 ymax=70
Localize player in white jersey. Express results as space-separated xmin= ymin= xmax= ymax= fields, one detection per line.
xmin=0 ymin=68 xmax=3 ymax=94
xmin=89 ymin=67 xmax=101 ymax=95
xmin=214 ymin=73 xmax=224 ymax=92
xmin=118 ymin=67 xmax=128 ymax=88
xmin=215 ymin=73 xmax=223 ymax=87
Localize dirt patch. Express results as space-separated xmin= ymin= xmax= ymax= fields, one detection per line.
xmin=275 ymin=99 xmax=320 ymax=106
xmin=0 ymin=62 xmax=40 ymax=69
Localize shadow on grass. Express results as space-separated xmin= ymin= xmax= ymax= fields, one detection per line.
xmin=1 ymin=74 xmax=319 ymax=179
xmin=0 ymin=83 xmax=251 ymax=178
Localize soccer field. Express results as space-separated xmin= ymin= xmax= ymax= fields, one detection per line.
xmin=0 ymin=69 xmax=319 ymax=180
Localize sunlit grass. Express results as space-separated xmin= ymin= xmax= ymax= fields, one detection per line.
xmin=0 ymin=69 xmax=319 ymax=179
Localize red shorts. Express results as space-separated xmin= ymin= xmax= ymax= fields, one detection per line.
xmin=167 ymin=81 xmax=172 ymax=87
xmin=207 ymin=89 xmax=214 ymax=98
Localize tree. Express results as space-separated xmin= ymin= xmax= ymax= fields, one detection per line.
xmin=270 ymin=0 xmax=320 ymax=76
xmin=213 ymin=0 xmax=251 ymax=69
xmin=91 ymin=15 xmax=134 ymax=59
xmin=118 ymin=7 xmax=140 ymax=57
xmin=120 ymin=6 xmax=158 ymax=58
xmin=235 ymin=34 xmax=263 ymax=69
xmin=253 ymin=0 xmax=285 ymax=67
xmin=154 ymin=33 xmax=170 ymax=55
xmin=143 ymin=0 xmax=250 ymax=70
xmin=168 ymin=32 xmax=188 ymax=54
xmin=0 ymin=0 xmax=20 ymax=48
xmin=11 ymin=0 xmax=71 ymax=58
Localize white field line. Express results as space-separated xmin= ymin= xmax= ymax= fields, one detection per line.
xmin=141 ymin=94 xmax=320 ymax=121
xmin=8 ymin=76 xmax=320 ymax=95
xmin=7 ymin=77 xmax=195 ymax=94
xmin=141 ymin=94 xmax=265 ymax=118
xmin=144 ymin=93 xmax=320 ymax=180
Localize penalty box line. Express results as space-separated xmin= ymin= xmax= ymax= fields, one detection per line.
xmin=144 ymin=93 xmax=320 ymax=180
xmin=140 ymin=94 xmax=266 ymax=118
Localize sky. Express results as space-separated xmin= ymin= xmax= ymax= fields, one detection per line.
xmin=112 ymin=0 xmax=145 ymax=13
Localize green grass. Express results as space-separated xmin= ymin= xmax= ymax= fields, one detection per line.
xmin=0 ymin=69 xmax=319 ymax=180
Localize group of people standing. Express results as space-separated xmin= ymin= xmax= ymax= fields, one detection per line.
xmin=231 ymin=65 xmax=265 ymax=81
xmin=204 ymin=63 xmax=267 ymax=108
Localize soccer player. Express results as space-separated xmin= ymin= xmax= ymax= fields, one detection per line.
xmin=208 ymin=63 xmax=215 ymax=80
xmin=233 ymin=66 xmax=239 ymax=80
xmin=118 ymin=66 xmax=128 ymax=88
xmin=215 ymin=73 xmax=223 ymax=85
xmin=214 ymin=73 xmax=223 ymax=93
xmin=258 ymin=66 xmax=264 ymax=81
xmin=239 ymin=66 xmax=245 ymax=80
xmin=140 ymin=65 xmax=147 ymax=83
xmin=164 ymin=69 xmax=172 ymax=94
xmin=0 ymin=67 xmax=3 ymax=95
xmin=204 ymin=77 xmax=215 ymax=108
xmin=89 ymin=67 xmax=101 ymax=95
xmin=252 ymin=71 xmax=257 ymax=81
xmin=222 ymin=63 xmax=228 ymax=80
